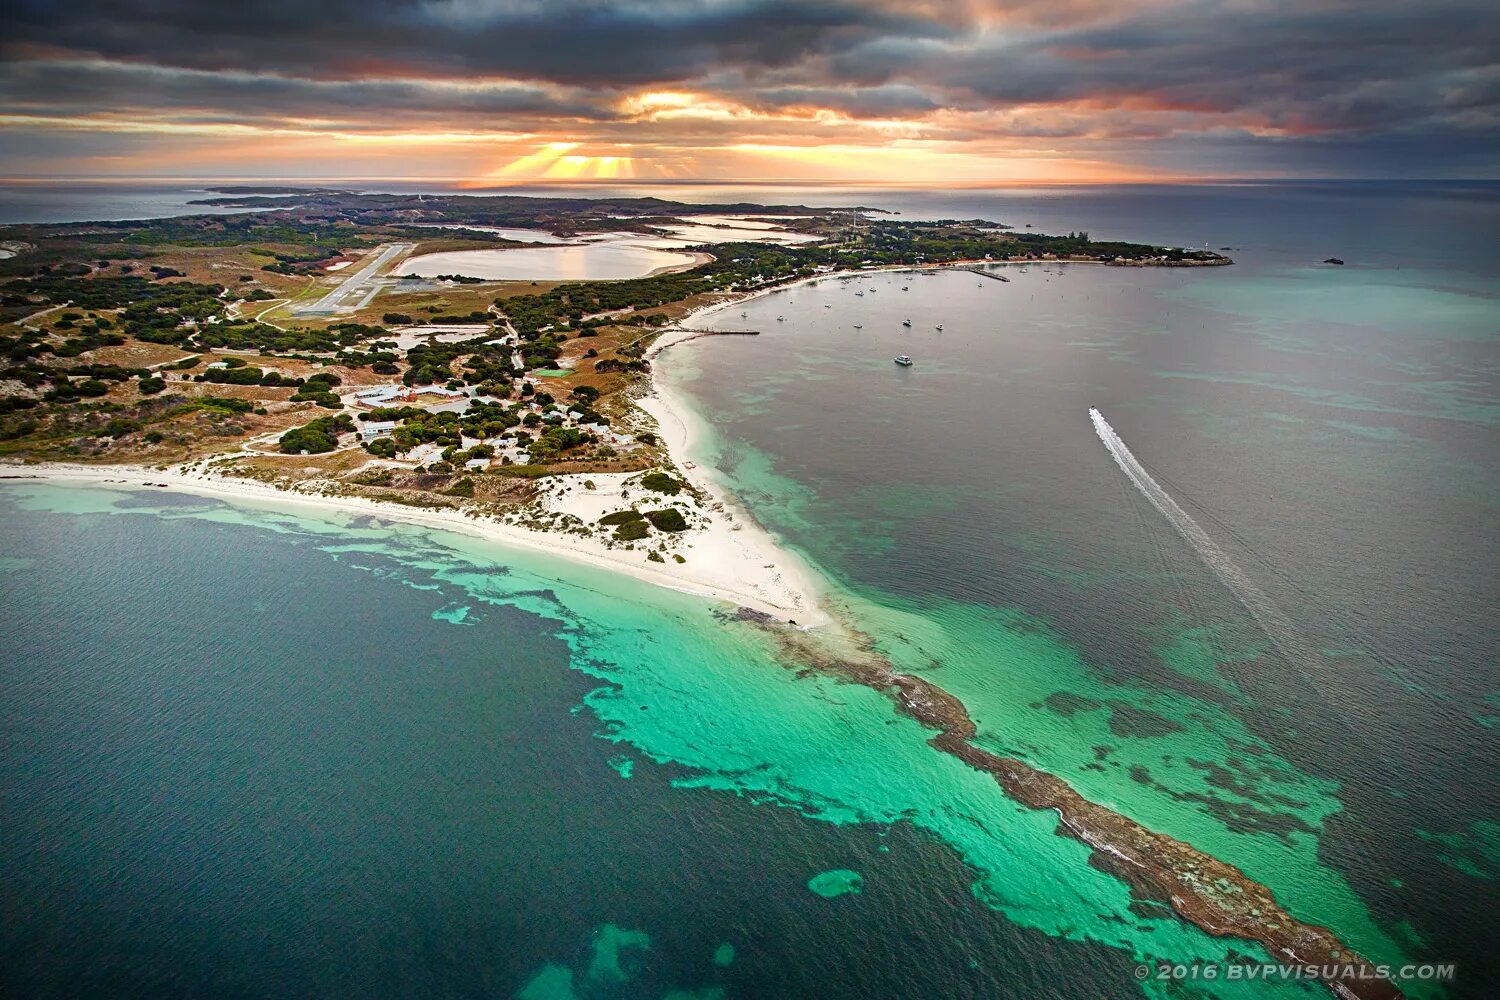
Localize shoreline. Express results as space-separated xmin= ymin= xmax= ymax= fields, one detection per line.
xmin=0 ymin=257 xmax=1210 ymax=629
xmin=1 ymin=459 xmax=830 ymax=627
xmin=1 ymin=269 xmax=842 ymax=628
xmin=1 ymin=253 xmax=1401 ymax=998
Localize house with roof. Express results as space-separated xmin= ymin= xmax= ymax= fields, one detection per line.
xmin=359 ymin=420 xmax=397 ymax=442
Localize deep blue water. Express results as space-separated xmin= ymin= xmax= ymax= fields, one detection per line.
xmin=0 ymin=494 xmax=1152 ymax=1000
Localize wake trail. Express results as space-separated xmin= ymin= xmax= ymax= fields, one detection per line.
xmin=1089 ymin=408 xmax=1322 ymax=673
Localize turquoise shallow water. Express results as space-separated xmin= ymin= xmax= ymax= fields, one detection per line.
xmin=668 ymin=183 xmax=1500 ymax=995
xmin=3 ymin=182 xmax=1497 ymax=998
xmin=0 ymin=482 xmax=1322 ymax=999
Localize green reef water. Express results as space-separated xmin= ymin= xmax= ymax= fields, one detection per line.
xmin=1 ymin=480 xmax=1327 ymax=999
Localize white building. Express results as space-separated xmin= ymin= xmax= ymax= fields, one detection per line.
xmin=360 ymin=420 xmax=397 ymax=442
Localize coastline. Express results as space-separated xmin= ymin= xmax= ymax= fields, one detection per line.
xmin=0 ymin=251 xmax=1410 ymax=999
xmin=0 ymin=289 xmax=832 ymax=627
xmin=0 ymin=257 xmax=1227 ymax=631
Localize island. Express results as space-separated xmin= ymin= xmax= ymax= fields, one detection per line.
xmin=0 ymin=194 xmax=1399 ymax=997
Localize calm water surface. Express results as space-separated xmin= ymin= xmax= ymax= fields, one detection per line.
xmin=402 ymin=244 xmax=700 ymax=281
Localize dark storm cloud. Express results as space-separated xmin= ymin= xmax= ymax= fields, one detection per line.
xmin=0 ymin=60 xmax=608 ymax=125
xmin=0 ymin=0 xmax=950 ymax=86
xmin=0 ymin=0 xmax=1496 ymax=174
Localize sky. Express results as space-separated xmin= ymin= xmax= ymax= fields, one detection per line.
xmin=0 ymin=0 xmax=1496 ymax=185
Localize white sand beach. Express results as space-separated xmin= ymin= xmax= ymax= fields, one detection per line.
xmin=4 ymin=266 xmax=973 ymax=629
xmin=3 ymin=290 xmax=831 ymax=627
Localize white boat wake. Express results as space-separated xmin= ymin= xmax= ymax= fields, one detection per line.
xmin=1089 ymin=407 xmax=1320 ymax=672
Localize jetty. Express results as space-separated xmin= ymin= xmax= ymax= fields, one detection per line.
xmin=963 ymin=267 xmax=1011 ymax=282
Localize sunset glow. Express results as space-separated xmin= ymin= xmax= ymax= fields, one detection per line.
xmin=0 ymin=1 xmax=1494 ymax=182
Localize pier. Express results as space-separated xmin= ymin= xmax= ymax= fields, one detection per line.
xmin=963 ymin=267 xmax=1011 ymax=282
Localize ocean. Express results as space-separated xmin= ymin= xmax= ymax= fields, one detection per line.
xmin=2 ymin=181 xmax=1497 ymax=999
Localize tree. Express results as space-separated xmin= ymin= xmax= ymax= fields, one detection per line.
xmin=279 ymin=413 xmax=354 ymax=454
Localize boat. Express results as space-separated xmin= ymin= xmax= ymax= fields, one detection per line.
xmin=935 ymin=324 xmax=943 ymax=331
xmin=893 ymin=355 xmax=914 ymax=366
xmin=852 ymin=323 xmax=863 ymax=329
xmin=901 ymin=286 xmax=909 ymax=291
xmin=901 ymin=319 xmax=912 ymax=327
xmin=776 ymin=315 xmax=784 ymax=322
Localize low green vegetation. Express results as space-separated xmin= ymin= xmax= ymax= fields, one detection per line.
xmin=644 ymin=508 xmax=688 ymax=532
xmin=640 ymin=472 xmax=683 ymax=495
xmin=614 ymin=520 xmax=651 ymax=541
xmin=278 ymin=413 xmax=354 ymax=454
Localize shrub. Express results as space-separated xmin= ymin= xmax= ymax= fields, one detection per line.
xmin=103 ymin=418 xmax=142 ymax=437
xmin=614 ymin=520 xmax=650 ymax=541
xmin=198 ymin=396 xmax=254 ymax=413
xmin=138 ymin=376 xmax=167 ymax=395
xmin=644 ymin=508 xmax=689 ymax=532
xmin=278 ymin=413 xmax=353 ymax=454
xmin=598 ymin=509 xmax=644 ymax=525
xmin=640 ymin=472 xmax=681 ymax=495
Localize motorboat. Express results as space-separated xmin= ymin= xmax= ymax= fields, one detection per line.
xmin=893 ymin=355 xmax=914 ymax=366
xmin=901 ymin=319 xmax=912 ymax=327
xmin=935 ymin=324 xmax=944 ymax=331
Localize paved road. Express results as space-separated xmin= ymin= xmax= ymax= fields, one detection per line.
xmin=296 ymin=243 xmax=413 ymax=316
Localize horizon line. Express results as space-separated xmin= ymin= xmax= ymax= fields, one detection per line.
xmin=3 ymin=175 xmax=1497 ymax=189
